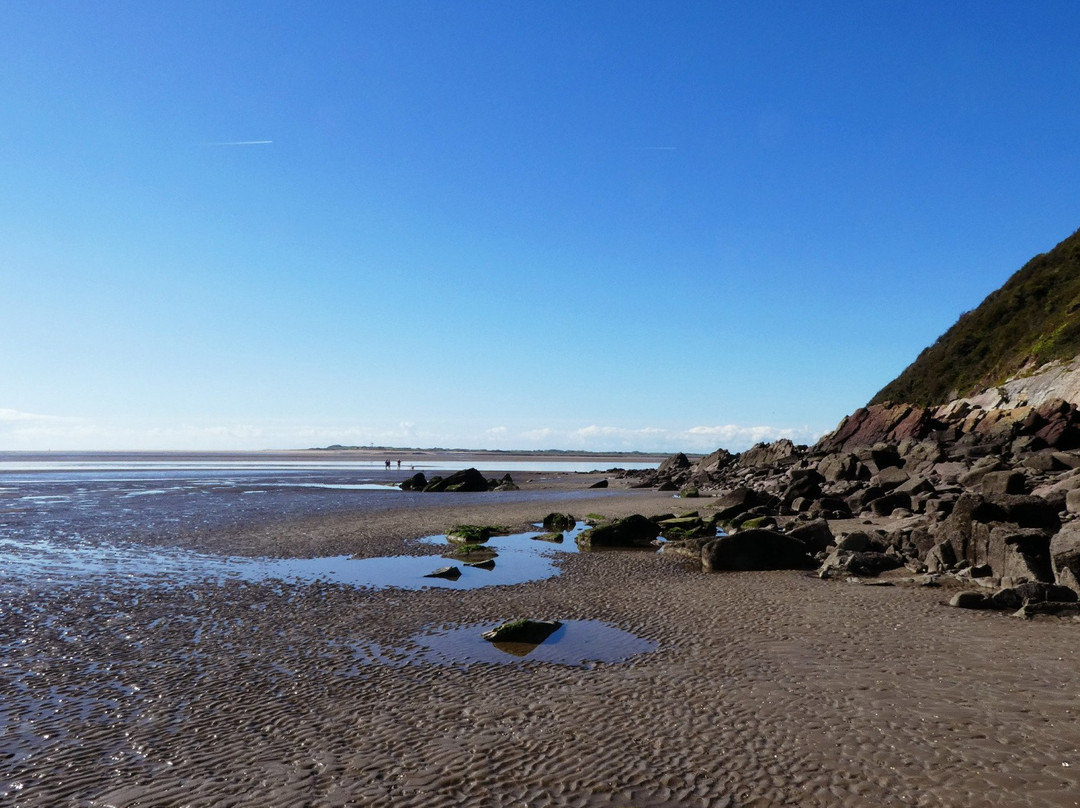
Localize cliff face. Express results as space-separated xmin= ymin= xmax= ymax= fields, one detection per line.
xmin=871 ymin=226 xmax=1080 ymax=407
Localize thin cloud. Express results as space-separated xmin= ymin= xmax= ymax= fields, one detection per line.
xmin=205 ymin=140 xmax=273 ymax=146
xmin=643 ymin=146 xmax=677 ymax=151
xmin=0 ymin=407 xmax=74 ymax=422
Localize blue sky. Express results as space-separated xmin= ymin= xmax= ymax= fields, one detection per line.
xmin=3 ymin=1 xmax=1080 ymax=453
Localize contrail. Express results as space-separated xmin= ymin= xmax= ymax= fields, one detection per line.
xmin=205 ymin=140 xmax=273 ymax=146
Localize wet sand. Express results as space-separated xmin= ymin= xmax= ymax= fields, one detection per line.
xmin=3 ymin=474 xmax=1080 ymax=807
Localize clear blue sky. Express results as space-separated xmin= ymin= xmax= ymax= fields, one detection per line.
xmin=3 ymin=1 xmax=1080 ymax=453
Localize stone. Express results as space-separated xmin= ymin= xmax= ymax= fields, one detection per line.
xmin=950 ymin=591 xmax=991 ymax=609
xmin=482 ymin=619 xmax=562 ymax=644
xmin=990 ymin=582 xmax=1079 ymax=610
xmin=424 ymin=566 xmax=461 ymax=580
xmin=399 ymin=471 xmax=428 ymax=491
xmin=843 ymin=551 xmax=903 ymax=577
xmin=588 ymin=479 xmax=609 ymax=489
xmin=980 ymin=470 xmax=1029 ymax=497
xmin=542 ymin=512 xmax=576 ymax=532
xmin=1051 ymin=522 xmax=1080 ymax=591
xmin=701 ymin=529 xmax=816 ymax=572
xmin=422 ymin=467 xmax=490 ymax=493
xmin=575 ymin=514 xmax=661 ymax=550
xmin=786 ymin=519 xmax=834 ymax=554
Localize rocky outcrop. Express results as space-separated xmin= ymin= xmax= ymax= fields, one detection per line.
xmin=400 ymin=468 xmax=517 ymax=493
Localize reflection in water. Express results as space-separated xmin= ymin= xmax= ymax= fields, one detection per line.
xmin=0 ymin=525 xmax=590 ymax=592
xmin=351 ymin=620 xmax=657 ymax=668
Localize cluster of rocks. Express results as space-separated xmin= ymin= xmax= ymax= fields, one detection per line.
xmin=623 ymin=398 xmax=1080 ymax=617
xmin=399 ymin=467 xmax=518 ymax=493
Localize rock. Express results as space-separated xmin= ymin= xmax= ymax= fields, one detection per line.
xmin=843 ymin=551 xmax=904 ymax=577
xmin=659 ymin=538 xmax=714 ymax=560
xmin=1050 ymin=522 xmax=1080 ymax=590
xmin=950 ymin=591 xmax=991 ymax=609
xmin=424 ymin=566 xmax=461 ymax=580
xmin=925 ymin=540 xmax=958 ymax=573
xmin=701 ymin=529 xmax=816 ymax=572
xmin=697 ymin=448 xmax=737 ymax=473
xmin=836 ymin=531 xmax=873 ymax=552
xmin=679 ymin=486 xmax=700 ymax=498
xmin=980 ymin=470 xmax=1029 ymax=497
xmin=873 ymin=466 xmax=911 ymax=491
xmin=738 ymin=439 xmax=801 ymax=468
xmin=990 ymin=582 xmax=1079 ymax=610
xmin=542 ymin=512 xmax=576 ymax=532
xmin=817 ymin=452 xmax=867 ymax=482
xmin=714 ymin=487 xmax=760 ymax=521
xmin=531 ymin=532 xmax=564 ymax=543
xmin=990 ymin=525 xmax=1054 ymax=582
xmin=587 ymin=479 xmax=609 ymax=489
xmin=657 ymin=481 xmax=678 ymax=492
xmin=576 ymin=514 xmax=661 ymax=550
xmin=786 ymin=519 xmax=834 ymax=553
xmin=656 ymin=516 xmax=713 ymax=541
xmin=399 ymin=471 xmax=428 ymax=491
xmin=422 ymin=467 xmax=490 ymax=493
xmin=656 ymin=452 xmax=692 ymax=475
xmin=482 ymin=619 xmax=562 ymax=644
xmin=465 ymin=559 xmax=496 ymax=570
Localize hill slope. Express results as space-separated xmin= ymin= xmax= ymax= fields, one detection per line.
xmin=871 ymin=226 xmax=1080 ymax=406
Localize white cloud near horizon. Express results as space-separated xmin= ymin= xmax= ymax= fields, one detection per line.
xmin=0 ymin=407 xmax=75 ymax=422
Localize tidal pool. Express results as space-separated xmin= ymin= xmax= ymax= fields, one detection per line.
xmin=348 ymin=619 xmax=658 ymax=668
xmin=0 ymin=524 xmax=590 ymax=591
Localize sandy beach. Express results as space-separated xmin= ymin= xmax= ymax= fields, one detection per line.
xmin=3 ymin=466 xmax=1080 ymax=807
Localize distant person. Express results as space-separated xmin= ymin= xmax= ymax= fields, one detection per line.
xmin=384 ymin=459 xmax=391 ymax=470
xmin=396 ymin=460 xmax=401 ymax=468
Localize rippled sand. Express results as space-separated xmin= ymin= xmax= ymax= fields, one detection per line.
xmin=3 ymin=488 xmax=1080 ymax=807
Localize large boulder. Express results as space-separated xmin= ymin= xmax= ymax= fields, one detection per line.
xmin=701 ymin=529 xmax=816 ymax=572
xmin=786 ymin=519 xmax=834 ymax=554
xmin=422 ymin=467 xmax=490 ymax=493
xmin=576 ymin=514 xmax=661 ymax=550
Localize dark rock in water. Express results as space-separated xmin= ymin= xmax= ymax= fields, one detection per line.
xmin=532 ymin=532 xmax=564 ymax=543
xmin=701 ymin=529 xmax=816 ymax=572
xmin=399 ymin=472 xmax=427 ymax=491
xmin=424 ymin=566 xmax=461 ymax=580
xmin=422 ymin=467 xmax=489 ymax=493
xmin=587 ymin=478 xmax=609 ymax=488
xmin=576 ymin=514 xmax=661 ymax=550
xmin=481 ymin=619 xmax=562 ymax=644
xmin=464 ymin=559 xmax=496 ymax=570
xmin=542 ymin=512 xmax=576 ymax=532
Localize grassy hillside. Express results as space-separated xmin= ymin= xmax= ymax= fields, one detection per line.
xmin=871 ymin=226 xmax=1080 ymax=406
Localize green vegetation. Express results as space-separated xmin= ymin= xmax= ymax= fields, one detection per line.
xmin=446 ymin=524 xmax=509 ymax=543
xmin=871 ymin=226 xmax=1080 ymax=406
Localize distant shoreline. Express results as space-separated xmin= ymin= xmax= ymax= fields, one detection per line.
xmin=0 ymin=448 xmax=689 ymax=465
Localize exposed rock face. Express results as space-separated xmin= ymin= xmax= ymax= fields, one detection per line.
xmin=816 ymin=398 xmax=1080 ymax=456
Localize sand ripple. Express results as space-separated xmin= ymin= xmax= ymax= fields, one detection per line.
xmin=3 ymin=545 xmax=1080 ymax=806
